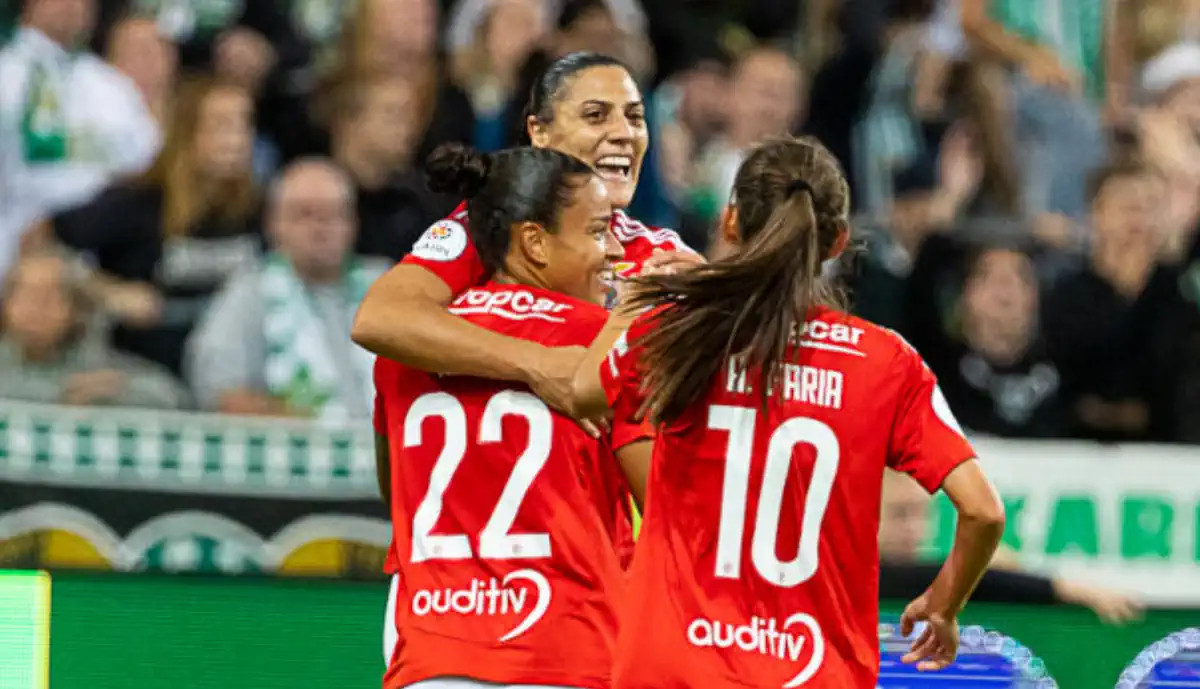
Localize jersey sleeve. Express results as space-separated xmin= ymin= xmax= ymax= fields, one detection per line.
xmin=886 ymin=347 xmax=976 ymax=493
xmin=400 ymin=215 xmax=487 ymax=295
xmin=599 ymin=317 xmax=655 ymax=450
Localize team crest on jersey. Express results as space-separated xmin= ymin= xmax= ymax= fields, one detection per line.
xmin=612 ymin=261 xmax=637 ymax=278
xmin=411 ymin=219 xmax=468 ymax=262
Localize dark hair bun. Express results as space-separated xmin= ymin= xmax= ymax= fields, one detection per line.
xmin=426 ymin=143 xmax=491 ymax=198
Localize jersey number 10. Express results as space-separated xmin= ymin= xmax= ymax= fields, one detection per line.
xmin=405 ymin=391 xmax=554 ymax=563
xmin=709 ymin=405 xmax=840 ymax=588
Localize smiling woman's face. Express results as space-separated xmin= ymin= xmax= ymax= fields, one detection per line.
xmin=530 ymin=65 xmax=648 ymax=209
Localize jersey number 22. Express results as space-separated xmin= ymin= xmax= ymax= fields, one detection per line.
xmin=405 ymin=391 xmax=553 ymax=563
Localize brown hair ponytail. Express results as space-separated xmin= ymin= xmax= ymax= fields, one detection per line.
xmin=630 ymin=136 xmax=850 ymax=423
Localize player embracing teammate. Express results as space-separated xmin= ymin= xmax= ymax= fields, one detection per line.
xmin=572 ymin=136 xmax=1006 ymax=688
xmin=360 ymin=52 xmax=1004 ymax=689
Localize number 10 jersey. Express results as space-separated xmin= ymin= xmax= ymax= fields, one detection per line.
xmin=600 ymin=305 xmax=977 ymax=689
xmin=375 ymin=283 xmax=635 ymax=689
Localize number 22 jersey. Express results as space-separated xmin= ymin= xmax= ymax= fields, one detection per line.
xmin=600 ymin=306 xmax=976 ymax=689
xmin=375 ymin=283 xmax=638 ymax=689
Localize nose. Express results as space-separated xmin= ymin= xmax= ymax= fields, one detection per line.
xmin=603 ymin=227 xmax=625 ymax=260
xmin=606 ymin=114 xmax=635 ymax=143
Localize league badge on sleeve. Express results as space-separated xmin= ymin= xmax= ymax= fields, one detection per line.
xmin=411 ymin=220 xmax=468 ymax=262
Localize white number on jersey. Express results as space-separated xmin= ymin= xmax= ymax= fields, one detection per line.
xmin=708 ymin=405 xmax=840 ymax=587
xmin=405 ymin=391 xmax=554 ymax=562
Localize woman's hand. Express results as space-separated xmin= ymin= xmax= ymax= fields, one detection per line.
xmin=1053 ymin=579 xmax=1143 ymax=624
xmin=524 ymin=345 xmax=608 ymax=437
xmin=638 ymin=249 xmax=706 ymax=277
xmin=61 ymin=370 xmax=127 ymax=406
xmin=900 ymin=591 xmax=960 ymax=672
xmin=100 ymin=281 xmax=163 ymax=328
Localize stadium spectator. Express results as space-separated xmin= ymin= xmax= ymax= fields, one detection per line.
xmin=924 ymin=244 xmax=1066 ymax=438
xmin=104 ymin=15 xmax=177 ymax=125
xmin=327 ymin=72 xmax=454 ymax=260
xmin=849 ymin=0 xmax=943 ymax=214
xmin=650 ymin=42 xmax=730 ymax=248
xmin=687 ymin=45 xmax=806 ymax=229
xmin=1043 ymin=161 xmax=1191 ymax=441
xmin=0 ymin=0 xmax=159 ymax=280
xmin=100 ymin=0 xmax=304 ymax=93
xmin=1137 ymin=42 xmax=1200 ymax=263
xmin=959 ymin=0 xmax=1106 ymax=218
xmin=49 ymin=78 xmax=261 ymax=377
xmin=0 ymin=248 xmax=186 ymax=408
xmin=185 ymin=159 xmax=388 ymax=422
xmin=450 ymin=0 xmax=549 ymax=151
xmin=334 ymin=0 xmax=475 ymax=165
xmin=852 ymin=122 xmax=982 ymax=331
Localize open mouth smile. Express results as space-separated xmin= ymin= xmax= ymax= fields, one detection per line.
xmin=595 ymin=155 xmax=632 ymax=181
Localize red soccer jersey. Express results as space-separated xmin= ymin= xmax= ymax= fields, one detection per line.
xmin=600 ymin=306 xmax=976 ymax=689
xmin=381 ymin=203 xmax=682 ymax=577
xmin=375 ymin=283 xmax=638 ymax=689
xmin=401 ymin=202 xmax=692 ymax=294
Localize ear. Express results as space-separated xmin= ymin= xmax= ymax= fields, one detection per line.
xmin=720 ymin=204 xmax=740 ymax=245
xmin=516 ymin=221 xmax=550 ymax=267
xmin=828 ymin=222 xmax=850 ymax=260
xmin=528 ymin=115 xmax=550 ymax=148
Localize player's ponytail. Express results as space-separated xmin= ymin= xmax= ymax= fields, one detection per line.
xmin=630 ymin=137 xmax=850 ymax=424
xmin=424 ymin=143 xmax=593 ymax=274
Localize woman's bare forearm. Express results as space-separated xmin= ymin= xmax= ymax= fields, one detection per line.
xmin=928 ymin=460 xmax=1006 ymax=615
xmin=352 ymin=264 xmax=546 ymax=382
xmin=572 ymin=301 xmax=641 ymax=417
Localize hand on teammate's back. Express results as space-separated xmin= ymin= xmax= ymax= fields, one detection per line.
xmin=899 ymin=592 xmax=960 ymax=672
xmin=526 ymin=345 xmax=606 ymax=437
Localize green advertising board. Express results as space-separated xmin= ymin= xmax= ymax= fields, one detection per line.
xmin=27 ymin=572 xmax=1197 ymax=689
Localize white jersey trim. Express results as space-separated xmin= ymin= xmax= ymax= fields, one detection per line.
xmin=611 ymin=210 xmax=691 ymax=250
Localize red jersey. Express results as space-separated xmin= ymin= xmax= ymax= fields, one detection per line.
xmin=375 ymin=283 xmax=637 ymax=689
xmin=381 ymin=204 xmax=684 ymax=576
xmin=401 ymin=203 xmax=692 ymax=293
xmin=600 ymin=306 xmax=976 ymax=689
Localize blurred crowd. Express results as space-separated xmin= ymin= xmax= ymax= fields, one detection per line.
xmin=0 ymin=0 xmax=1198 ymax=444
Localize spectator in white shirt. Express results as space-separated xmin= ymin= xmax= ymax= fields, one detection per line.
xmin=0 ymin=0 xmax=160 ymax=280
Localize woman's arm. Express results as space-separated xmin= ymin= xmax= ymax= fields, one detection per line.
xmin=614 ymin=439 xmax=652 ymax=510
xmin=571 ymin=301 xmax=642 ymax=419
xmin=352 ymin=264 xmax=585 ymax=414
xmin=923 ymin=459 xmax=1007 ymax=617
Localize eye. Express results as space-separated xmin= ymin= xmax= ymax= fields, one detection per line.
xmin=583 ymin=110 xmax=605 ymax=123
xmin=627 ymin=110 xmax=646 ymax=124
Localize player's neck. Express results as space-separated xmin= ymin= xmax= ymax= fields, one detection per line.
xmin=492 ymin=266 xmax=553 ymax=294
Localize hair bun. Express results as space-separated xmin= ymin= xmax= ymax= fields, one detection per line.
xmin=425 ymin=143 xmax=491 ymax=198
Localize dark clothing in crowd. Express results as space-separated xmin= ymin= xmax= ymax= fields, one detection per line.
xmin=354 ymin=173 xmax=458 ymax=261
xmin=52 ymin=186 xmax=263 ymax=376
xmin=892 ymin=233 xmax=1068 ymax=438
xmin=1043 ymin=263 xmax=1190 ymax=442
xmin=880 ymin=560 xmax=1058 ymax=605
xmin=929 ymin=340 xmax=1065 ymax=438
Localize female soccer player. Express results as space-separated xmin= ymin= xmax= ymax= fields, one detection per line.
xmin=375 ymin=143 xmax=651 ymax=689
xmin=353 ymin=51 xmax=699 ymax=420
xmin=575 ymin=136 xmax=1007 ymax=688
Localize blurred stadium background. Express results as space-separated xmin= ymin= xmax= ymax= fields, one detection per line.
xmin=0 ymin=0 xmax=1199 ymax=687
